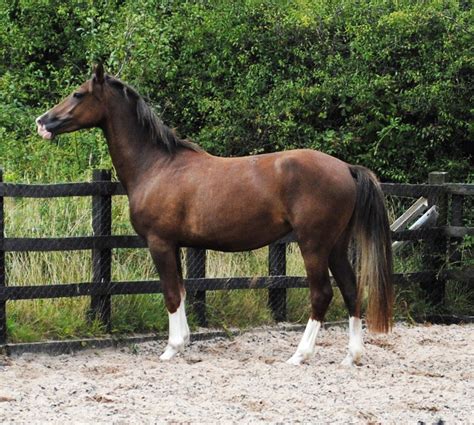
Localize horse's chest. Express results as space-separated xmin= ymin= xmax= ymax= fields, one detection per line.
xmin=128 ymin=195 xmax=184 ymax=238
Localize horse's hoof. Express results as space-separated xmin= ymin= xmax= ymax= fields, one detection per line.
xmin=341 ymin=350 xmax=364 ymax=367
xmin=286 ymin=352 xmax=305 ymax=366
xmin=159 ymin=345 xmax=179 ymax=361
xmin=340 ymin=354 xmax=355 ymax=367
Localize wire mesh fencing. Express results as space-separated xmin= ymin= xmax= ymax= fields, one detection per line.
xmin=0 ymin=169 xmax=472 ymax=353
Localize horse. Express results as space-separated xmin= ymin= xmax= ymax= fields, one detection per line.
xmin=36 ymin=64 xmax=393 ymax=366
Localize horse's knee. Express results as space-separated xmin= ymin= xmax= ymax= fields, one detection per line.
xmin=163 ymin=290 xmax=182 ymax=313
xmin=310 ymin=283 xmax=333 ymax=321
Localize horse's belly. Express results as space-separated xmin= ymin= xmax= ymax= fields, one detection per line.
xmin=182 ymin=213 xmax=291 ymax=252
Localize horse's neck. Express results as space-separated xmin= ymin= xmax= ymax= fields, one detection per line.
xmin=102 ymin=104 xmax=160 ymax=192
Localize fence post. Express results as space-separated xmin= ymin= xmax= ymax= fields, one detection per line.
xmin=450 ymin=193 xmax=464 ymax=265
xmin=186 ymin=248 xmax=207 ymax=327
xmin=0 ymin=169 xmax=6 ymax=344
xmin=268 ymin=242 xmax=287 ymax=322
xmin=89 ymin=169 xmax=112 ymax=330
xmin=422 ymin=171 xmax=448 ymax=307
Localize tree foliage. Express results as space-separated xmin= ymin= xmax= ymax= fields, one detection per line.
xmin=0 ymin=0 xmax=472 ymax=182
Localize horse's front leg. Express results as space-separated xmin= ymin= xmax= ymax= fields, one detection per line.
xmin=148 ymin=238 xmax=190 ymax=360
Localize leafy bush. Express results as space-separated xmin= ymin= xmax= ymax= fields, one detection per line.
xmin=0 ymin=0 xmax=472 ymax=182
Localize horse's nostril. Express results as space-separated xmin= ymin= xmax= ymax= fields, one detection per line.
xmin=36 ymin=116 xmax=43 ymax=125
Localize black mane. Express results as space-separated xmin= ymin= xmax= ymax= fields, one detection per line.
xmin=106 ymin=76 xmax=202 ymax=154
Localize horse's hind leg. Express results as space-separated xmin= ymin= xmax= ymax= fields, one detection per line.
xmin=148 ymin=238 xmax=190 ymax=361
xmin=287 ymin=243 xmax=333 ymax=365
xmin=329 ymin=233 xmax=364 ymax=366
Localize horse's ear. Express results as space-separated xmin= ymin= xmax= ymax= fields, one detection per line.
xmin=93 ymin=63 xmax=105 ymax=85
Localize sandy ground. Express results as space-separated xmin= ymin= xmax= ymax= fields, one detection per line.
xmin=0 ymin=323 xmax=472 ymax=424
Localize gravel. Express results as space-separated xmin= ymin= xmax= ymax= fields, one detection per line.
xmin=1 ymin=323 xmax=472 ymax=423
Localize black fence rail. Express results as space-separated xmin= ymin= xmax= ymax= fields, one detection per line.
xmin=0 ymin=170 xmax=473 ymax=344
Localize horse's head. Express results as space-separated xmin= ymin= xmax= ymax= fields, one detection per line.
xmin=36 ymin=64 xmax=107 ymax=139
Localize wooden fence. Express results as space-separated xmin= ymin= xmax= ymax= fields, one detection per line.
xmin=0 ymin=170 xmax=472 ymax=344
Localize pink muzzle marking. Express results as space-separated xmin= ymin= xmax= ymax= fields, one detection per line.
xmin=36 ymin=116 xmax=53 ymax=140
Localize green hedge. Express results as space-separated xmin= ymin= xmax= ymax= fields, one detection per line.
xmin=0 ymin=0 xmax=472 ymax=182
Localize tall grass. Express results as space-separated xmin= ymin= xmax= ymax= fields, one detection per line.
xmin=4 ymin=195 xmax=472 ymax=343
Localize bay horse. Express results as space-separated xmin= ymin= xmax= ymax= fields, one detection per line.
xmin=36 ymin=64 xmax=393 ymax=366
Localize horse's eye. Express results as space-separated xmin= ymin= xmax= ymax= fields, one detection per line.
xmin=73 ymin=92 xmax=85 ymax=99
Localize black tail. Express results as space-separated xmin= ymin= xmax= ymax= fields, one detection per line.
xmin=349 ymin=165 xmax=393 ymax=333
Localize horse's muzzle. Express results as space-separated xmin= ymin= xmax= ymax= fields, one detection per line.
xmin=36 ymin=114 xmax=71 ymax=140
xmin=35 ymin=115 xmax=54 ymax=140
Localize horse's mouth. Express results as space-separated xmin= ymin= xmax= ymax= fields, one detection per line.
xmin=36 ymin=117 xmax=72 ymax=140
xmin=37 ymin=123 xmax=54 ymax=140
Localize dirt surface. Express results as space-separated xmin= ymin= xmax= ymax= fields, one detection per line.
xmin=1 ymin=323 xmax=472 ymax=423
